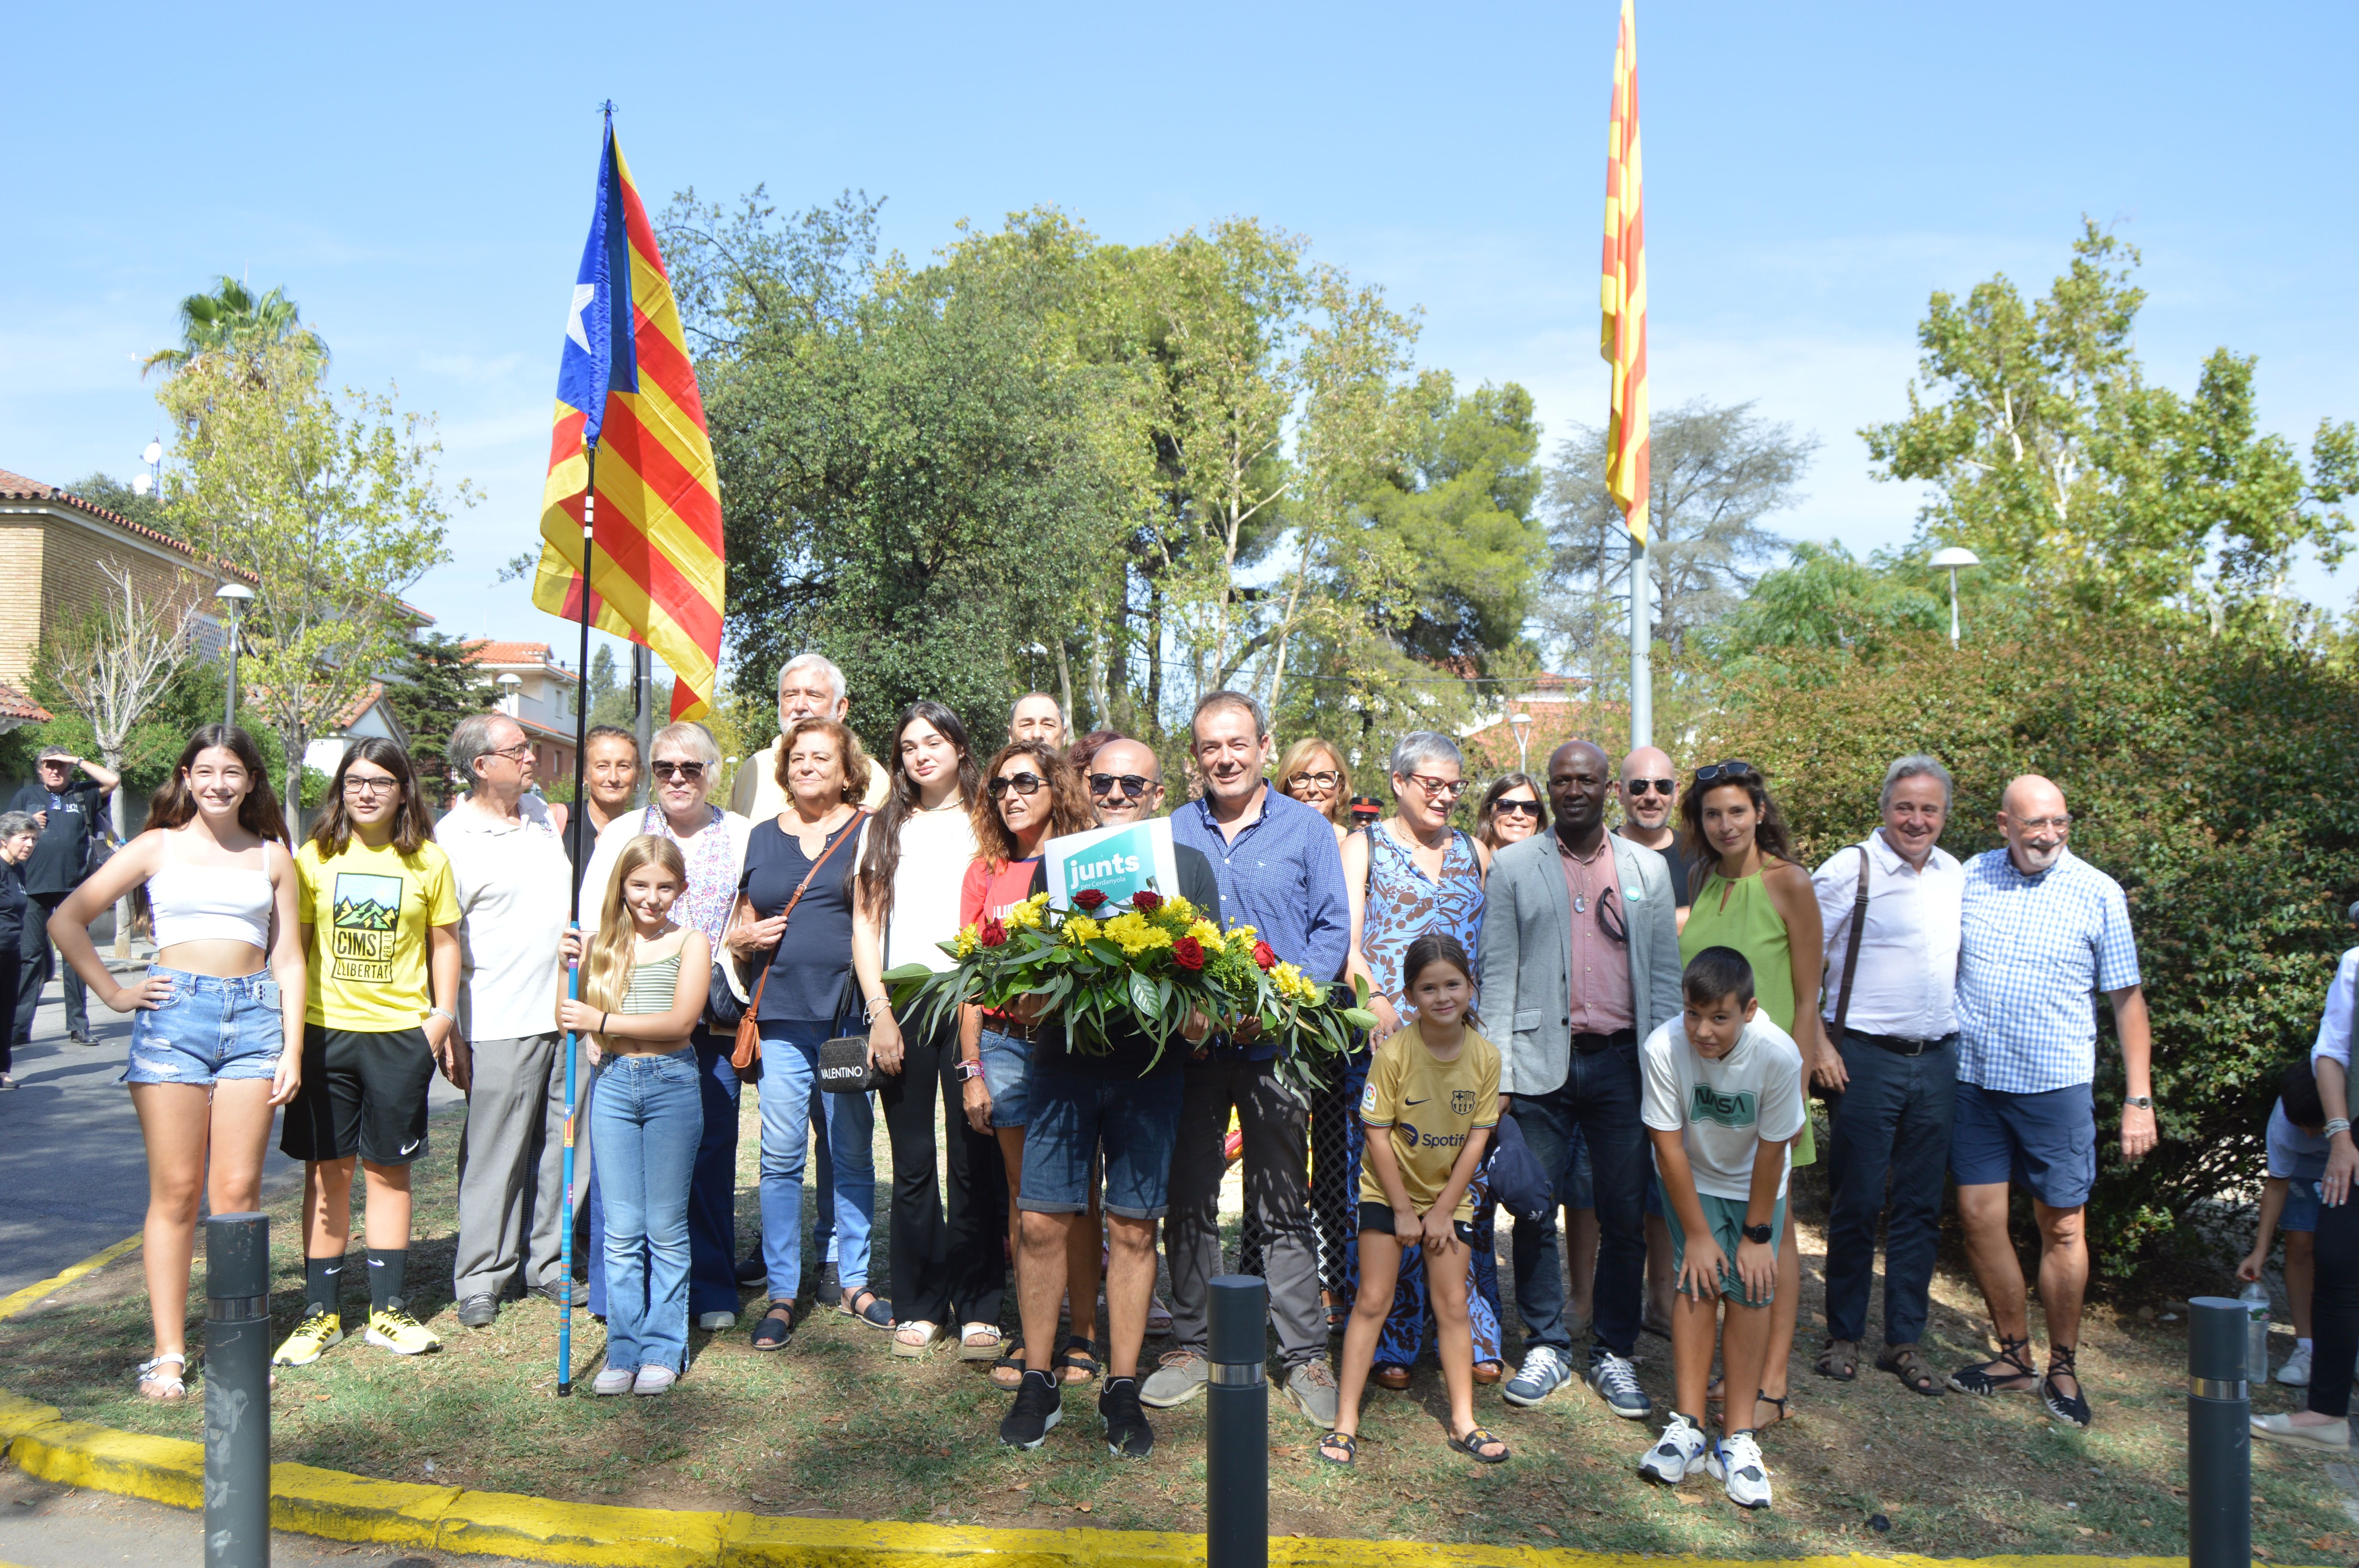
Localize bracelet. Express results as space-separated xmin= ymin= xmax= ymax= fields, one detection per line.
xmin=600 ymin=1012 xmax=609 ymax=1034
xmin=426 ymin=1006 xmax=457 ymax=1027
xmin=956 ymin=1059 xmax=985 ymax=1082
xmin=2329 ymin=1118 xmax=2353 ymax=1138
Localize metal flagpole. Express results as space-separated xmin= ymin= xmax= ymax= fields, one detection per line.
xmin=1628 ymin=532 xmax=1651 ymax=751
xmin=558 ymin=440 xmax=597 ymax=1397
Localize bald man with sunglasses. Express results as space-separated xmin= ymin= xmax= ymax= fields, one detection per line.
xmin=1616 ymin=747 xmax=1691 ymax=927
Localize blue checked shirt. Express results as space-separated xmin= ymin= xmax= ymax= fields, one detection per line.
xmin=1956 ymin=846 xmax=2142 ymax=1094
xmin=1171 ymin=783 xmax=1350 ymax=1061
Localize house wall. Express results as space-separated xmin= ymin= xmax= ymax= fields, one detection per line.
xmin=0 ymin=504 xmax=223 ymax=688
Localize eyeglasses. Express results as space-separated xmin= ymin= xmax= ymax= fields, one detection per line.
xmin=1624 ymin=778 xmax=1675 ymax=796
xmin=480 ymin=743 xmax=533 ymax=764
xmin=987 ymin=772 xmax=1047 ymax=800
xmin=1287 ymin=770 xmax=1341 ymax=790
xmin=343 ymin=774 xmax=399 ymax=798
xmin=2009 ymin=814 xmax=2072 ymax=833
xmin=1403 ymin=774 xmax=1467 ymax=800
xmin=1492 ymin=799 xmax=1543 ymax=818
xmin=651 ymin=760 xmax=707 ymax=782
xmin=1693 ymin=760 xmax=1754 ymax=786
xmin=1089 ymin=772 xmax=1152 ymax=800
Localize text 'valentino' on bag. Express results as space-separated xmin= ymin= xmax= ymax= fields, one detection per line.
xmin=817 ymin=1033 xmax=879 ymax=1094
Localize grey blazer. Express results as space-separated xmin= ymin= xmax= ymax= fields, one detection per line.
xmin=1477 ymin=830 xmax=1683 ymax=1096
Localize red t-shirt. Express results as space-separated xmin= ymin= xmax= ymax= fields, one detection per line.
xmin=960 ymin=856 xmax=1041 ymax=1022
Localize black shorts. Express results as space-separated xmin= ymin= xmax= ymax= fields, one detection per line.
xmin=280 ymin=1025 xmax=435 ymax=1166
xmin=1357 ymin=1200 xmax=1476 ymax=1246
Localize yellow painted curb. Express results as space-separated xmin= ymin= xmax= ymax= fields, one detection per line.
xmin=11 ymin=1417 xmax=204 ymax=1510
xmin=0 ymin=1232 xmax=142 ymax=1323
xmin=434 ymin=1491 xmax=729 ymax=1566
xmin=0 ymin=1393 xmax=60 ymax=1444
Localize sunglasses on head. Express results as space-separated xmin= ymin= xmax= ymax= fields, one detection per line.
xmin=987 ymin=772 xmax=1047 ymax=799
xmin=1624 ymin=778 xmax=1675 ymax=796
xmin=1693 ymin=759 xmax=1754 ymax=786
xmin=1493 ymin=799 xmax=1543 ymax=818
xmin=1089 ymin=772 xmax=1152 ymax=800
xmin=652 ymin=760 xmax=707 ymax=781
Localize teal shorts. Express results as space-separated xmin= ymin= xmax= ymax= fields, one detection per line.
xmin=1669 ymin=1192 xmax=1787 ymax=1308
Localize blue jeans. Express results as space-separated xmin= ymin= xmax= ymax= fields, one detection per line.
xmin=593 ymin=1048 xmax=700 ymax=1373
xmin=587 ymin=1034 xmax=742 ymax=1319
xmin=756 ymin=1020 xmax=873 ymax=1302
xmin=1823 ymin=1032 xmax=1957 ymax=1347
xmin=1508 ymin=1039 xmax=1647 ymax=1358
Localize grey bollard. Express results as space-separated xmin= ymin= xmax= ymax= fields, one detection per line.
xmin=2186 ymin=1296 xmax=2250 ymax=1568
xmin=1206 ymin=1275 xmax=1268 ymax=1568
xmin=204 ymin=1212 xmax=271 ymax=1568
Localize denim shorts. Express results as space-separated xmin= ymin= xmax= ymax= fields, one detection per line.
xmin=2283 ymin=1176 xmax=2323 ymax=1234
xmin=124 ymin=967 xmax=284 ymax=1086
xmin=1950 ymin=1080 xmax=2096 ymax=1209
xmin=1021 ymin=1061 xmax=1186 ymax=1218
xmin=977 ymin=1023 xmax=1033 ymax=1129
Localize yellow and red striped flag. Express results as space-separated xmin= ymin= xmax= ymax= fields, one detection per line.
xmin=1600 ymin=0 xmax=1650 ymax=544
xmin=531 ymin=119 xmax=724 ymax=721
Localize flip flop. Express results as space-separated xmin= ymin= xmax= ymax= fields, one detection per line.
xmin=1449 ymin=1424 xmax=1510 ymax=1465
xmin=1316 ymin=1430 xmax=1356 ymax=1467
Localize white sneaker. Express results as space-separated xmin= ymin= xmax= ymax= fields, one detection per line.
xmin=1708 ymin=1431 xmax=1772 ymax=1510
xmin=696 ymin=1311 xmax=736 ymax=1332
xmin=2276 ymin=1343 xmax=2313 ymax=1387
xmin=633 ymin=1365 xmax=677 ymax=1396
xmin=592 ymin=1366 xmax=634 ymax=1396
xmin=1637 ymin=1412 xmax=1709 ymax=1483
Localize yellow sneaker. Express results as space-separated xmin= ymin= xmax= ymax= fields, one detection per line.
xmin=364 ymin=1307 xmax=442 ymax=1356
xmin=272 ymin=1312 xmax=345 ymax=1367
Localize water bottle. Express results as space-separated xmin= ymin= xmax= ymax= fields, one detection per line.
xmin=2240 ymin=1278 xmax=2273 ymax=1383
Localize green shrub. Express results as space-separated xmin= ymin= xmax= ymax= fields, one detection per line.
xmin=1701 ymin=623 xmax=2359 ymax=1268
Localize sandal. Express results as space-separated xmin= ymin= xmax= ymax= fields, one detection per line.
xmin=2041 ymin=1345 xmax=2092 ymax=1428
xmin=892 ymin=1320 xmax=942 ymax=1358
xmin=1146 ymin=1295 xmax=1174 ymax=1338
xmin=1877 ymin=1343 xmax=1945 ymax=1397
xmin=136 ymin=1353 xmax=187 ymax=1400
xmin=1473 ymin=1359 xmax=1503 ymax=1386
xmin=1054 ymin=1336 xmax=1102 ymax=1386
xmin=750 ymin=1300 xmax=796 ymax=1352
xmin=841 ymin=1285 xmax=894 ymax=1330
xmin=1374 ymin=1363 xmax=1411 ymax=1391
xmin=1750 ymin=1389 xmax=1790 ymax=1430
xmin=1948 ymin=1334 xmax=2037 ymax=1397
xmin=1316 ymin=1429 xmax=1356 ymax=1467
xmin=1323 ymin=1293 xmax=1350 ymax=1333
xmin=1449 ymin=1423 xmax=1511 ymax=1464
xmin=990 ymin=1346 xmax=1026 ymax=1393
xmin=957 ymin=1322 xmax=1003 ymax=1362
xmin=1815 ymin=1338 xmax=1859 ymax=1381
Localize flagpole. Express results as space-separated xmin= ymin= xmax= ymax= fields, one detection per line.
xmin=1628 ymin=532 xmax=1650 ymax=750
xmin=557 ymin=439 xmax=596 ymax=1397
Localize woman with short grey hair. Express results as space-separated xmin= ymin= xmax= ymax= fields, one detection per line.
xmin=0 ymin=810 xmax=37 ymax=1087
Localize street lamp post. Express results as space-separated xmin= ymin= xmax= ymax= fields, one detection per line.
xmin=1509 ymin=709 xmax=1533 ymax=775
xmin=1928 ymin=546 xmax=1981 ymax=649
xmin=213 ymin=583 xmax=255 ymax=728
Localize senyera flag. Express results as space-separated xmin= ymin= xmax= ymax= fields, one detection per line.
xmin=531 ymin=112 xmax=724 ymax=721
xmin=1600 ymin=0 xmax=1649 ymax=544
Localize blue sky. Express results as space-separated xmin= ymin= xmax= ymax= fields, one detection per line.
xmin=7 ymin=1 xmax=2355 ymax=681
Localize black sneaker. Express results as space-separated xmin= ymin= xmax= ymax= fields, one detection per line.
xmin=734 ymin=1254 xmax=766 ymax=1287
xmin=1099 ymin=1375 xmax=1154 ymax=1460
xmin=1000 ymin=1368 xmax=1062 ymax=1450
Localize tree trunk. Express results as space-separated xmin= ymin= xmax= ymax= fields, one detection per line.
xmin=1145 ymin=580 xmax=1164 ymax=740
xmin=104 ymin=746 xmax=130 ymax=958
xmin=1053 ymin=638 xmax=1076 ymax=737
xmin=284 ymin=728 xmax=306 ymax=847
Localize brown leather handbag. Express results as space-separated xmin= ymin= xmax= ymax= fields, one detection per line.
xmin=729 ymin=810 xmax=867 ymax=1072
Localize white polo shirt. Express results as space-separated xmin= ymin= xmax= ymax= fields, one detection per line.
xmin=436 ymin=793 xmax=571 ymax=1042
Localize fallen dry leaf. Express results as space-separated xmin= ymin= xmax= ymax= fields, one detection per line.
xmin=1533 ymin=1524 xmax=1560 ymax=1538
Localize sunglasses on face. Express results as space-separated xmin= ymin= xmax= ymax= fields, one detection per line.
xmin=1493 ymin=799 xmax=1543 ymax=818
xmin=1624 ymin=778 xmax=1675 ymax=796
xmin=987 ymin=772 xmax=1047 ymax=800
xmin=652 ymin=760 xmax=707 ymax=782
xmin=1693 ymin=759 xmax=1754 ymax=786
xmin=1089 ymin=772 xmax=1152 ymax=800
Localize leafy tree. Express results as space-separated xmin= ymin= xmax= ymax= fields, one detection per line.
xmin=143 ymin=275 xmax=330 ymax=384
xmin=1546 ymin=397 xmax=1815 ymax=696
xmin=158 ymin=341 xmax=466 ymax=838
xmin=1863 ymin=219 xmax=2358 ymax=629
xmin=1701 ymin=540 xmax=2045 ymax=677
xmin=383 ymin=631 xmax=490 ymax=799
xmin=64 ymin=472 xmax=176 ymax=538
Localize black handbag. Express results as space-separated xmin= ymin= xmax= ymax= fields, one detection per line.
xmin=817 ymin=1033 xmax=878 ymax=1094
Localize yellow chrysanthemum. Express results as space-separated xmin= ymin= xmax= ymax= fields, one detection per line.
xmin=952 ymin=926 xmax=980 ymax=959
xmin=1270 ymin=961 xmax=1307 ymax=1001
xmin=1160 ymin=894 xmax=1197 ymax=924
xmin=1187 ymin=919 xmax=1225 ymax=951
xmin=1228 ymin=924 xmax=1259 ymax=946
xmin=1062 ymin=914 xmax=1102 ymax=946
xmin=1005 ymin=893 xmax=1050 ymax=933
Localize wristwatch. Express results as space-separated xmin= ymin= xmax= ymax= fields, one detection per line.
xmin=1741 ymin=1222 xmax=1773 ymax=1245
xmin=2124 ymin=1094 xmax=2154 ymax=1109
xmin=955 ymin=1060 xmax=986 ymax=1082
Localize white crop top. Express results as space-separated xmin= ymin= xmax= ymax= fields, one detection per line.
xmin=148 ymin=844 xmax=276 ymax=949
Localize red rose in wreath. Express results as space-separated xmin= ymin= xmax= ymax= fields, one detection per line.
xmin=1131 ymin=889 xmax=1163 ymax=911
xmin=1252 ymin=940 xmax=1277 ymax=971
xmin=1171 ymin=936 xmax=1206 ymax=971
xmin=979 ymin=918 xmax=1008 ymax=948
xmin=1074 ymin=888 xmax=1108 ymax=911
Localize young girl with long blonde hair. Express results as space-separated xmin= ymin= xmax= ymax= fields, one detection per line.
xmin=557 ymin=835 xmax=710 ymax=1396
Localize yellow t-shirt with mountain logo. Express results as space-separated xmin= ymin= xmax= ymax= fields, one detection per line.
xmin=1358 ymin=1026 xmax=1502 ymax=1221
xmin=296 ymin=838 xmax=460 ymax=1031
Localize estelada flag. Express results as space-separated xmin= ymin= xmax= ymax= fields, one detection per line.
xmin=1600 ymin=0 xmax=1649 ymax=545
xmin=530 ymin=113 xmax=723 ymax=721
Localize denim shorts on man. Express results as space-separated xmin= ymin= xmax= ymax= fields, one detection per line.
xmin=1021 ymin=1061 xmax=1186 ymax=1218
xmin=976 ymin=1024 xmax=1033 ymax=1129
xmin=280 ymin=1025 xmax=436 ymax=1165
xmin=1668 ymin=1192 xmax=1788 ymax=1308
xmin=2283 ymin=1176 xmax=2323 ymax=1235
xmin=123 ymin=967 xmax=284 ymax=1086
xmin=1948 ymin=1079 xmax=2096 ymax=1209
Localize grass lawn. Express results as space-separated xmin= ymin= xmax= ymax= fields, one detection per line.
xmin=2 ymin=1090 xmax=2350 ymax=1562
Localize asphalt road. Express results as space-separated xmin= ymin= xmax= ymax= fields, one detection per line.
xmin=0 ymin=953 xmax=463 ymax=1300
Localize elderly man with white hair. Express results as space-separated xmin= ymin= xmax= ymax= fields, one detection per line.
xmin=727 ymin=652 xmax=891 ymax=820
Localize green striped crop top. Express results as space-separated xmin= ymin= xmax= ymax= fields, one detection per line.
xmin=618 ymin=953 xmax=683 ymax=1016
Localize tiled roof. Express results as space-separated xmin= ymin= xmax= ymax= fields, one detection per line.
xmin=462 ymin=639 xmax=579 ymax=684
xmin=333 ymin=681 xmax=389 ymax=730
xmin=0 ymin=681 xmax=52 ymax=724
xmin=0 ymin=466 xmax=256 ymax=583
xmin=510 ymin=713 xmax=579 ymax=744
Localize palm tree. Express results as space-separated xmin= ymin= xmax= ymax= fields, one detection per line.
xmin=142 ymin=276 xmax=330 ymax=381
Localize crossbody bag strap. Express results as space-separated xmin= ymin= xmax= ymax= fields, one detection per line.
xmin=775 ymin=809 xmax=866 ymax=929
xmin=1829 ymin=841 xmax=1873 ymax=1045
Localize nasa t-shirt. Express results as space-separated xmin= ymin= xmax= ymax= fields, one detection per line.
xmin=1358 ymin=1026 xmax=1501 ymax=1220
xmin=1641 ymin=1011 xmax=1807 ymax=1201
xmin=295 ymin=838 xmax=461 ymax=1031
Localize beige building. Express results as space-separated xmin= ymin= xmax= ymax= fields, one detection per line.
xmin=460 ymin=640 xmax=582 ymax=782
